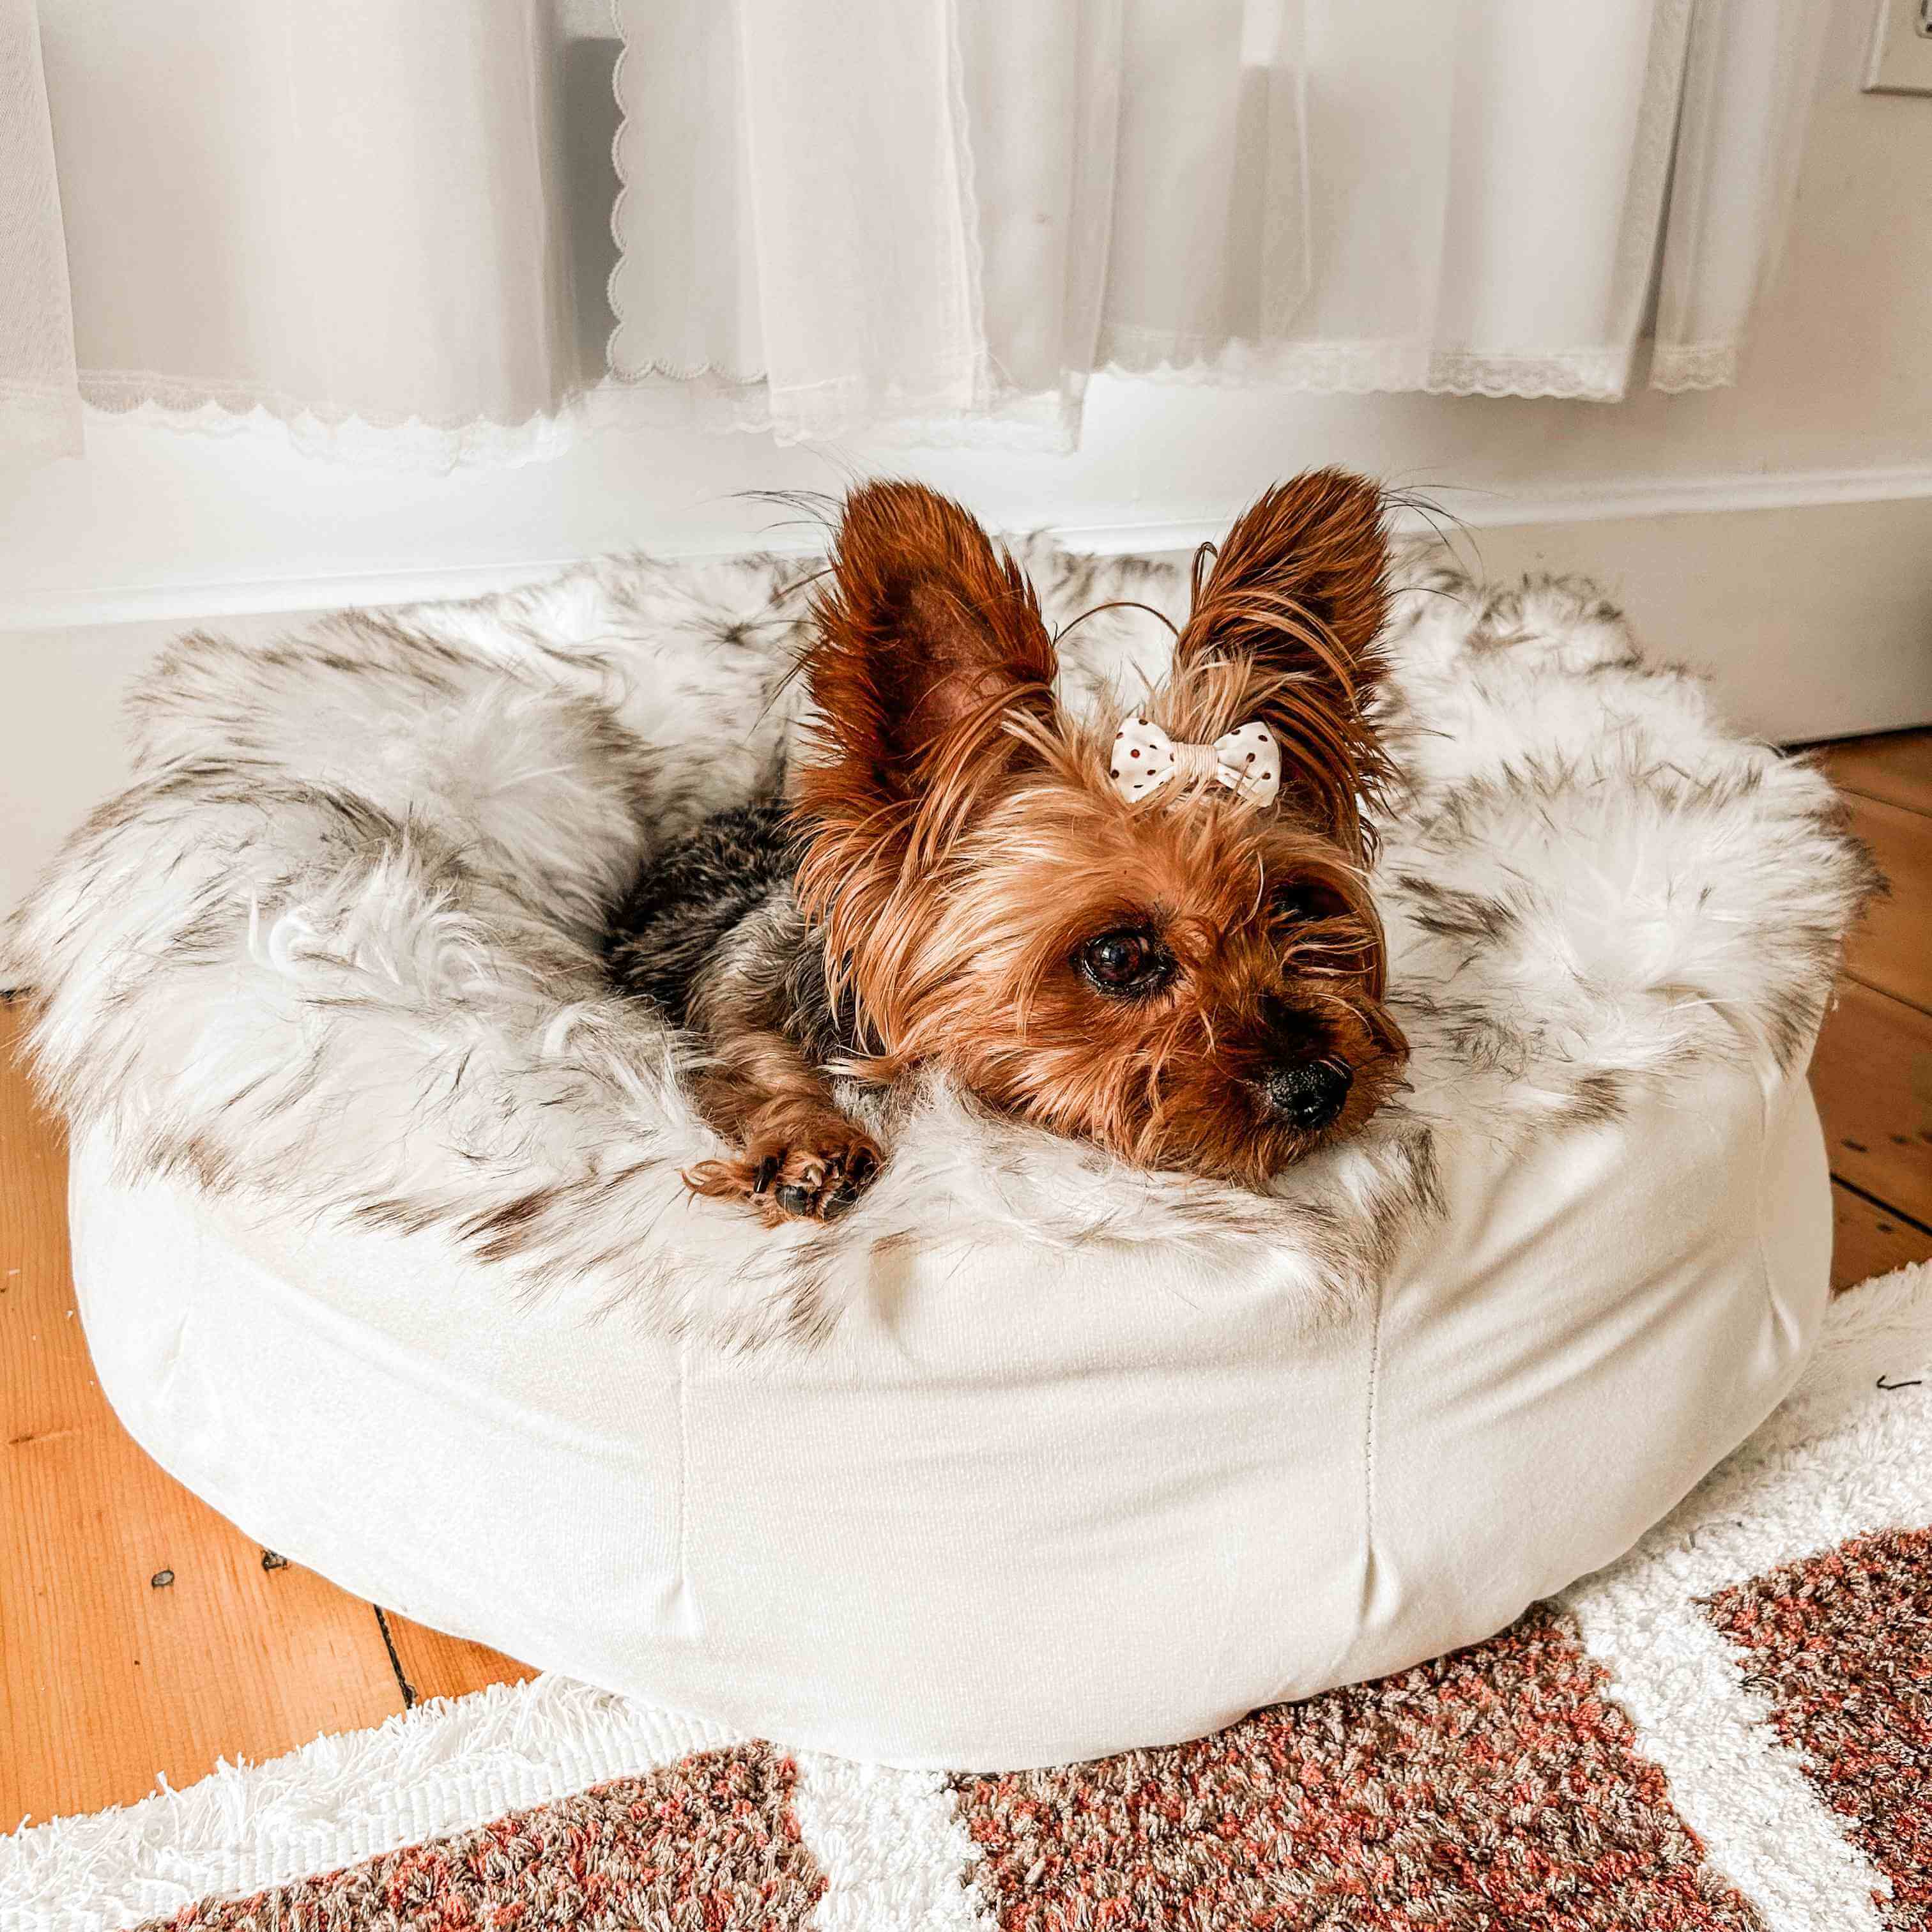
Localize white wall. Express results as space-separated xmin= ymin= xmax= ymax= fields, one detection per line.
xmin=2 ymin=0 xmax=1928 ymax=919
xmin=4 ymin=0 xmax=1929 ymax=624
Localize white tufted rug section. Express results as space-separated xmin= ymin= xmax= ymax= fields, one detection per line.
xmin=4 ymin=1262 xmax=1928 ymax=1932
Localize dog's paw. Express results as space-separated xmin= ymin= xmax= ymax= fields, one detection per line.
xmin=686 ymin=1114 xmax=882 ymax=1227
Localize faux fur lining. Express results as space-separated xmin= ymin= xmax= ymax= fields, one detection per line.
xmin=7 ymin=545 xmax=1876 ymax=1345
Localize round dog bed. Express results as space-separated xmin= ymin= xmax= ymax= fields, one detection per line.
xmin=18 ymin=540 xmax=1869 ymax=1769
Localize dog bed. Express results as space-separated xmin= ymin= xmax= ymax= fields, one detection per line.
xmin=15 ymin=540 xmax=1871 ymax=1769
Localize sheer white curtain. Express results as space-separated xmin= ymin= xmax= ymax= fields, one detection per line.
xmin=1 ymin=0 xmax=79 ymax=463
xmin=5 ymin=0 xmax=593 ymax=469
xmin=610 ymin=0 xmax=1828 ymax=448
xmin=1 ymin=0 xmax=1827 ymax=470
xmin=1650 ymin=0 xmax=1834 ymax=392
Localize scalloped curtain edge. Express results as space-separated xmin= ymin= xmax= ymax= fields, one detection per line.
xmin=63 ymin=330 xmax=1707 ymax=473
xmin=1649 ymin=339 xmax=1744 ymax=394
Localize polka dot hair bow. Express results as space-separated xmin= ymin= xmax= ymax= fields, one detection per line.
xmin=1109 ymin=716 xmax=1282 ymax=808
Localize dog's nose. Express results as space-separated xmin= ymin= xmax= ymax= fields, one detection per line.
xmin=1263 ymin=1057 xmax=1352 ymax=1131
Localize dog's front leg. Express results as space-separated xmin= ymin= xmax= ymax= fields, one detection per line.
xmin=683 ymin=1022 xmax=881 ymax=1225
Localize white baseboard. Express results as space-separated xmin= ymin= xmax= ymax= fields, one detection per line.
xmin=1440 ymin=463 xmax=1932 ymax=525
xmin=10 ymin=463 xmax=1932 ymax=630
xmin=1061 ymin=463 xmax=1932 ymax=560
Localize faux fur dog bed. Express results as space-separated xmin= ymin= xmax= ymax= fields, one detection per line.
xmin=14 ymin=539 xmax=1871 ymax=1767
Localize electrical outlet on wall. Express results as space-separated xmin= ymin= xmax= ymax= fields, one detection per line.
xmin=1864 ymin=0 xmax=1932 ymax=95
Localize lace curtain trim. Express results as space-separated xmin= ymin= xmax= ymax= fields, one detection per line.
xmin=77 ymin=371 xmax=600 ymax=471
xmin=1095 ymin=327 xmax=1638 ymax=402
xmin=55 ymin=328 xmax=1703 ymax=475
xmin=1649 ymin=340 xmax=1743 ymax=394
xmin=66 ymin=369 xmax=1084 ymax=463
xmin=54 ymin=320 xmax=1744 ymax=475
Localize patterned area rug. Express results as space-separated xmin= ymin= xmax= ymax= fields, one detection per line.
xmin=5 ymin=1263 xmax=1928 ymax=1932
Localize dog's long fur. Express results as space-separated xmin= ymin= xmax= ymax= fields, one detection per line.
xmin=608 ymin=477 xmax=1410 ymax=1222
xmin=9 ymin=523 xmax=1876 ymax=1346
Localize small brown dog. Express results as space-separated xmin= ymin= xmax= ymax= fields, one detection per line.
xmin=608 ymin=470 xmax=1408 ymax=1222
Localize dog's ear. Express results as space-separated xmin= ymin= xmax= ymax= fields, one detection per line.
xmin=1173 ymin=469 xmax=1393 ymax=855
xmin=802 ymin=480 xmax=1057 ymax=811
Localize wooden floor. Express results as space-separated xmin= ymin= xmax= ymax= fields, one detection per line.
xmin=1807 ymin=733 xmax=1932 ymax=1287
xmin=3 ymin=732 xmax=1931 ymax=1828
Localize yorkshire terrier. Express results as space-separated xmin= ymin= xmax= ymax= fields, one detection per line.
xmin=608 ymin=469 xmax=1408 ymax=1224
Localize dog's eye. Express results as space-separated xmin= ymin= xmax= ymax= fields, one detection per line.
xmin=1077 ymin=928 xmax=1174 ymax=998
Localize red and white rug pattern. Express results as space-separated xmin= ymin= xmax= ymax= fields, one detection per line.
xmin=5 ymin=1263 xmax=1928 ymax=1932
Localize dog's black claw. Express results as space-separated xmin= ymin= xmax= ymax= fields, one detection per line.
xmin=775 ymin=1182 xmax=815 ymax=1216
xmin=752 ymin=1156 xmax=779 ymax=1195
xmin=848 ymin=1147 xmax=878 ymax=1185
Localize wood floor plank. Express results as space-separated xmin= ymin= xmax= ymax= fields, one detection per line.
xmin=1830 ymin=1179 xmax=1932 ymax=1292
xmin=0 ymin=1005 xmax=404 ymax=1826
xmin=383 ymin=1614 xmax=537 ymax=1708
xmin=1808 ymin=978 xmax=1932 ymax=1231
xmin=1839 ymin=792 xmax=1932 ymax=1016
xmin=1816 ymin=727 xmax=1932 ymax=816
